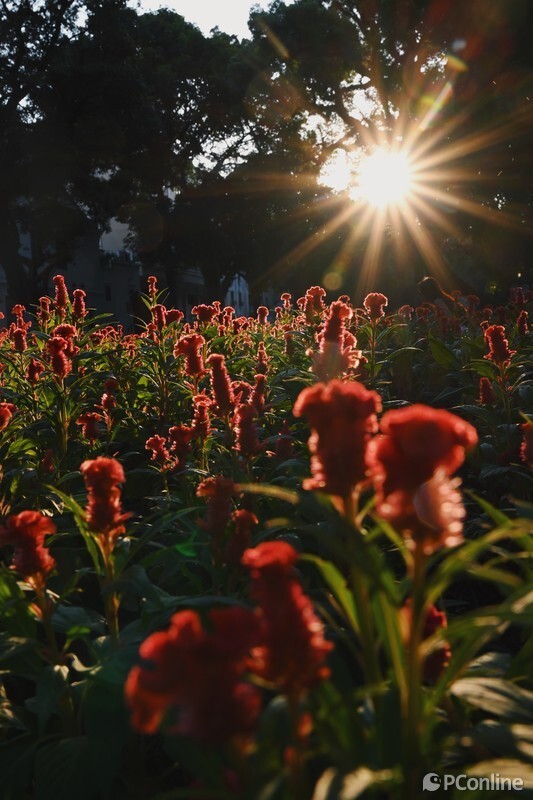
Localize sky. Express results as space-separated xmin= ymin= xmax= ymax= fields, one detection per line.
xmin=132 ymin=0 xmax=278 ymax=38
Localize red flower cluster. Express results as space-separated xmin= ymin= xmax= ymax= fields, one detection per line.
xmin=125 ymin=607 xmax=261 ymax=742
xmin=484 ymin=324 xmax=516 ymax=367
xmin=76 ymin=411 xmax=102 ymax=442
xmin=478 ymin=377 xmax=495 ymax=405
xmin=293 ymin=379 xmax=381 ymax=499
xmin=367 ymin=405 xmax=478 ymax=553
xmin=242 ymin=541 xmax=332 ymax=698
xmin=313 ymin=300 xmax=360 ymax=380
xmin=521 ymin=421 xmax=533 ymax=468
xmin=207 ymin=353 xmax=234 ymax=416
xmin=192 ymin=304 xmax=217 ymax=325
xmin=0 ymin=401 xmax=16 ymax=431
xmin=80 ymin=457 xmax=130 ymax=554
xmin=402 ymin=601 xmax=451 ymax=683
xmin=47 ymin=336 xmax=71 ymax=380
xmin=174 ymin=334 xmax=205 ymax=377
xmin=196 ymin=476 xmax=236 ymax=543
xmin=233 ymin=403 xmax=261 ymax=458
xmin=53 ymin=275 xmax=69 ymax=317
xmin=27 ymin=358 xmax=45 ymax=384
xmin=72 ymin=289 xmax=87 ymax=321
xmin=363 ymin=292 xmax=388 ymax=323
xmin=0 ymin=510 xmax=56 ymax=584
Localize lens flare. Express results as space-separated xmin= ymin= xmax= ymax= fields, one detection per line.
xmin=352 ymin=148 xmax=412 ymax=208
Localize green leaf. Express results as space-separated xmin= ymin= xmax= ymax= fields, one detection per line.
xmin=0 ymin=734 xmax=38 ymax=797
xmin=428 ymin=333 xmax=461 ymax=370
xmin=302 ymin=555 xmax=358 ymax=632
xmin=0 ymin=569 xmax=37 ymax=637
xmin=450 ymin=678 xmax=533 ymax=723
xmin=35 ymin=737 xmax=98 ymax=800
xmin=25 ymin=665 xmax=69 ymax=734
xmin=312 ymin=766 xmax=398 ymax=800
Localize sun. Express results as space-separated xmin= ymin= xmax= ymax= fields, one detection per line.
xmin=318 ymin=146 xmax=414 ymax=210
xmin=352 ymin=148 xmax=413 ymax=208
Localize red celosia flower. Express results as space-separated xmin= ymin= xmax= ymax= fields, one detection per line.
xmin=80 ymin=457 xmax=130 ymax=552
xmin=250 ymin=374 xmax=267 ymax=415
xmin=517 ymin=310 xmax=529 ymax=336
xmin=303 ymin=286 xmax=326 ymax=323
xmin=174 ymin=334 xmax=205 ymax=377
xmin=257 ymin=306 xmax=269 ymax=325
xmin=281 ymin=292 xmax=292 ymax=310
xmin=479 ymin=377 xmax=495 ymax=406
xmin=166 ymin=308 xmax=184 ymax=324
xmin=12 ymin=326 xmax=27 ymax=352
xmin=147 ymin=276 xmax=158 ymax=299
xmin=37 ymin=297 xmax=51 ymax=326
xmin=484 ymin=325 xmax=515 ymax=367
xmin=72 ymin=289 xmax=87 ymax=320
xmin=256 ymin=341 xmax=269 ymax=374
xmin=321 ymin=300 xmax=352 ymax=346
xmin=100 ymin=392 xmax=116 ymax=412
xmin=146 ymin=434 xmax=171 ymax=467
xmin=363 ymin=292 xmax=388 ymax=323
xmin=366 ymin=405 xmax=477 ymax=553
xmin=233 ymin=403 xmax=261 ymax=458
xmin=293 ymin=379 xmax=381 ymax=499
xmin=168 ymin=425 xmax=194 ymax=467
xmin=0 ymin=402 xmax=16 ymax=431
xmin=53 ymin=275 xmax=69 ymax=315
xmin=0 ymin=510 xmax=56 ymax=582
xmin=47 ymin=336 xmax=72 ymax=380
xmin=402 ymin=601 xmax=451 ymax=684
xmin=313 ymin=302 xmax=360 ymax=381
xmin=152 ymin=304 xmax=167 ymax=331
xmin=207 ymin=353 xmax=234 ymax=416
xmin=192 ymin=304 xmax=217 ymax=325
xmin=12 ymin=304 xmax=26 ymax=326
xmin=232 ymin=380 xmax=253 ymax=405
xmin=521 ymin=422 xmax=533 ymax=468
xmin=284 ymin=331 xmax=294 ymax=357
xmin=27 ymin=358 xmax=45 ymax=384
xmin=225 ymin=509 xmax=258 ymax=568
xmin=76 ymin=411 xmax=102 ymax=442
xmin=397 ymin=304 xmax=413 ymax=321
xmin=191 ymin=395 xmax=211 ymax=440
xmin=242 ymin=541 xmax=332 ymax=698
xmin=197 ymin=476 xmax=236 ymax=544
xmin=125 ymin=607 xmax=261 ymax=742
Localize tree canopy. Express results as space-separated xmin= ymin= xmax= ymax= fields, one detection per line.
xmin=1 ymin=0 xmax=532 ymax=308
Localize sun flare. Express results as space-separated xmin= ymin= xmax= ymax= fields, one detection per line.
xmin=352 ymin=148 xmax=412 ymax=208
xmin=319 ymin=146 xmax=414 ymax=210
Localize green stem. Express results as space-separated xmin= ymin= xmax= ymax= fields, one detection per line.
xmin=101 ymin=552 xmax=120 ymax=646
xmin=404 ymin=545 xmax=426 ymax=799
xmin=34 ymin=583 xmax=63 ymax=666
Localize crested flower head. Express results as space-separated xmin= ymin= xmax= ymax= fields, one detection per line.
xmin=0 ymin=510 xmax=56 ymax=582
xmin=293 ymin=379 xmax=381 ymax=499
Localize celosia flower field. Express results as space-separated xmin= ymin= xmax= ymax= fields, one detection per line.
xmin=0 ymin=276 xmax=532 ymax=799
